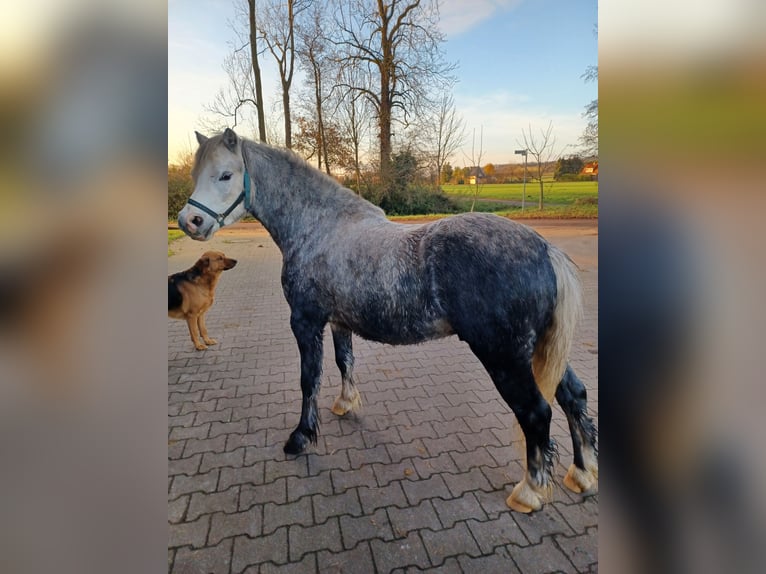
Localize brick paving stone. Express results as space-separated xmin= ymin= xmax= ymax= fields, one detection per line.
xmin=467 ymin=512 xmax=529 ymax=553
xmin=170 ymin=423 xmax=210 ymax=441
xmin=265 ymin=457 xmax=310 ymax=483
xmin=170 ymin=469 xmax=220 ymax=499
xmin=412 ymin=453 xmax=460 ymax=479
xmin=171 ymin=538 xmax=232 ymax=574
xmin=514 ymin=504 xmax=575 ymax=545
xmin=312 ymin=489 xmax=362 ymax=523
xmin=306 ymin=449 xmax=351 ymax=476
xmin=240 ymin=477 xmax=287 ymax=509
xmin=386 ymin=439 xmax=428 ymax=463
xmin=195 ymin=408 xmax=234 ymax=425
xmin=288 ymin=517 xmax=343 ymax=561
xmin=400 ymin=473 xmax=451 ymax=506
xmin=286 ymin=471 xmax=333 ymax=502
xmin=331 ymin=465 xmax=376 ymax=492
xmin=220 ymin=463 xmax=265 ymax=490
xmin=200 ymin=448 xmax=245 ymax=473
xmin=555 ymin=528 xmax=598 ymax=572
xmin=431 ymin=492 xmax=487 ymax=529
xmin=232 ymin=528 xmax=289 ymax=573
xmin=370 ymin=531 xmax=430 ymax=572
xmin=510 ymin=535 xmax=576 ymax=574
xmin=457 ymin=546 xmax=522 ymax=574
xmin=442 ymin=467 xmax=493 ymax=498
xmin=347 ymin=444 xmax=391 ymax=469
xmin=209 ymin=507 xmax=262 ymax=545
xmin=387 ymin=500 xmax=441 ymax=538
xmin=372 ymin=459 xmax=418 ymax=487
xmin=169 ymin=514 xmax=210 ymax=549
xmin=169 ymin=454 xmax=202 ymax=477
xmin=187 ymin=486 xmax=239 ymax=521
xmin=168 ymin=495 xmax=189 ymax=524
xmin=421 ymin=435 xmax=466 ymax=458
xmin=450 ymin=446 xmax=497 ymax=473
xmin=357 ymin=480 xmax=408 ymax=514
xmin=339 ymin=508 xmax=394 ymax=549
xmin=260 ymin=553 xmax=317 ymax=574
xmin=183 ymin=435 xmax=227 ymax=458
xmin=262 ymin=496 xmax=314 ymax=535
xmin=420 ymin=522 xmax=482 ymax=567
xmin=317 ymin=541 xmax=376 ymax=574
xmin=208 ymin=419 xmax=248 ymax=438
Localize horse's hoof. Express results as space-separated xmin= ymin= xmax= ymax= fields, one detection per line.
xmin=563 ymin=463 xmax=597 ymax=494
xmin=331 ymin=391 xmax=361 ymax=417
xmin=506 ymin=479 xmax=546 ymax=513
xmin=283 ymin=430 xmax=309 ymax=455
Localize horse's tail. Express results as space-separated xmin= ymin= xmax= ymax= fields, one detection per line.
xmin=532 ymin=245 xmax=584 ymax=403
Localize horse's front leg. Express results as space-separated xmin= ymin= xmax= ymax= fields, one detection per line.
xmin=284 ymin=310 xmax=326 ymax=455
xmin=330 ymin=323 xmax=362 ymax=416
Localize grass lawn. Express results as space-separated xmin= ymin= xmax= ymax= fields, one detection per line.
xmin=442 ymin=180 xmax=598 ymax=205
xmin=168 ymin=229 xmax=185 ymax=256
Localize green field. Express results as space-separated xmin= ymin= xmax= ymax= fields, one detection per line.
xmin=168 ymin=229 xmax=185 ymax=256
xmin=442 ymin=180 xmax=598 ymax=205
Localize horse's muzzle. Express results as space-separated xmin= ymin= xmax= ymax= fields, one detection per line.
xmin=178 ymin=207 xmax=214 ymax=241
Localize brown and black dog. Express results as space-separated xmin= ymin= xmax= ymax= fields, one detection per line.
xmin=168 ymin=251 xmax=237 ymax=350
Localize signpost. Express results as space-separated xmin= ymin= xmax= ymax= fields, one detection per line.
xmin=514 ymin=149 xmax=528 ymax=212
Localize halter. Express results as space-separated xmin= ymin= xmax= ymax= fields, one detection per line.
xmin=187 ymin=164 xmax=252 ymax=228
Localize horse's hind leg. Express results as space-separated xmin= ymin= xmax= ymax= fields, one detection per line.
xmin=284 ymin=310 xmax=326 ymax=455
xmin=484 ymin=359 xmax=557 ymax=513
xmin=329 ymin=323 xmax=361 ymax=416
xmin=555 ymin=364 xmax=598 ymax=493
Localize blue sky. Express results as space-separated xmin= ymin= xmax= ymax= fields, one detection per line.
xmin=168 ymin=0 xmax=598 ymax=165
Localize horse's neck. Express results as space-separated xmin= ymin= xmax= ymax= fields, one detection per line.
xmin=244 ymin=141 xmax=362 ymax=254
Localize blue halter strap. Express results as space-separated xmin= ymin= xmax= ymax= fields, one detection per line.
xmin=187 ymin=166 xmax=252 ymax=228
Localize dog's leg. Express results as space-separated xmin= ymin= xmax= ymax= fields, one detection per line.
xmin=198 ymin=313 xmax=217 ymax=346
xmin=185 ymin=315 xmax=207 ymax=350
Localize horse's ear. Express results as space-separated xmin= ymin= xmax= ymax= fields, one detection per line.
xmin=222 ymin=128 xmax=238 ymax=153
xmin=195 ymin=131 xmax=208 ymax=146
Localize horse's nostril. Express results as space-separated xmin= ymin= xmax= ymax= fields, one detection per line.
xmin=191 ymin=215 xmax=204 ymax=227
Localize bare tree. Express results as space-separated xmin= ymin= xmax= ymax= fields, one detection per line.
xmin=248 ymin=0 xmax=267 ymax=142
xmin=579 ymin=64 xmax=598 ymax=158
xmin=333 ymin=64 xmax=375 ymax=193
xmin=424 ymin=92 xmax=465 ymax=188
xmin=296 ymin=4 xmax=332 ymax=173
xmin=462 ymin=125 xmax=484 ymax=212
xmin=518 ymin=121 xmax=557 ymax=209
xmin=257 ymin=0 xmax=307 ymax=149
xmin=202 ymin=1 xmax=267 ymax=142
xmin=333 ymin=0 xmax=455 ymax=186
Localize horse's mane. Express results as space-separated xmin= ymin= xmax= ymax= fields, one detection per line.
xmin=242 ymin=138 xmax=385 ymax=219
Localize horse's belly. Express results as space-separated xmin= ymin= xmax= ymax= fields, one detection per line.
xmin=333 ymin=306 xmax=453 ymax=345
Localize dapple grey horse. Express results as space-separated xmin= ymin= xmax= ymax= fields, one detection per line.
xmin=177 ymin=128 xmax=597 ymax=512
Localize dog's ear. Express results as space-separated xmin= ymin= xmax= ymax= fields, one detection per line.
xmin=222 ymin=128 xmax=238 ymax=153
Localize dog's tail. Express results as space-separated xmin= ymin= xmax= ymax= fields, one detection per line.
xmin=532 ymin=245 xmax=584 ymax=403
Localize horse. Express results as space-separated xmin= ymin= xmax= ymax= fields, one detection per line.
xmin=177 ymin=128 xmax=598 ymax=513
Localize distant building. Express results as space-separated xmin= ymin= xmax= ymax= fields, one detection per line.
xmin=581 ymin=161 xmax=598 ymax=180
xmin=467 ymin=166 xmax=486 ymax=185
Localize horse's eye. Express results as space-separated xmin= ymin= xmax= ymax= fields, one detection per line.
xmin=219 ymin=172 xmax=232 ymax=181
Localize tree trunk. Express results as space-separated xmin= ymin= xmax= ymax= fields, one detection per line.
xmin=283 ymin=82 xmax=292 ymax=149
xmin=248 ymin=0 xmax=267 ymax=142
xmin=379 ymin=65 xmax=392 ymax=187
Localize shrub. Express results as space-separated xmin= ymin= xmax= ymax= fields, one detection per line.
xmin=362 ymin=184 xmax=459 ymax=216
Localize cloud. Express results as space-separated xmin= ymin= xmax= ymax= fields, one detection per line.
xmin=439 ymin=0 xmax=523 ymax=37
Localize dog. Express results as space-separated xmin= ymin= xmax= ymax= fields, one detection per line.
xmin=168 ymin=251 xmax=237 ymax=350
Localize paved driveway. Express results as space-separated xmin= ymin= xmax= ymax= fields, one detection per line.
xmin=168 ymin=220 xmax=598 ymax=574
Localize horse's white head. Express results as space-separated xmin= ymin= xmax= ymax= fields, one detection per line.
xmin=178 ymin=128 xmax=250 ymax=241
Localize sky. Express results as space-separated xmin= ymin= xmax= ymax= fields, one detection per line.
xmin=168 ymin=0 xmax=598 ymax=166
